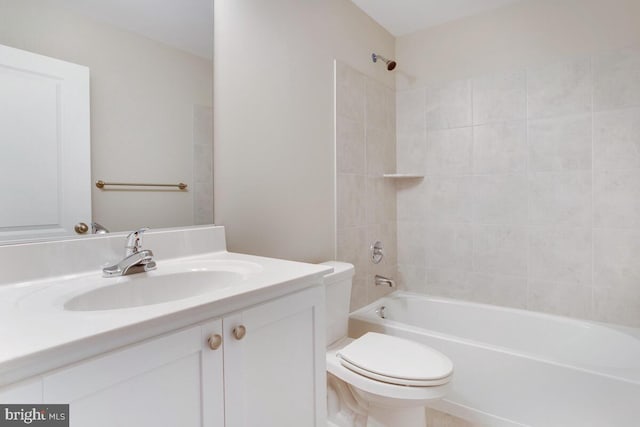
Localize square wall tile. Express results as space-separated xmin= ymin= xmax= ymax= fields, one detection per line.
xmin=425 ymin=127 xmax=473 ymax=175
xmin=337 ymin=226 xmax=369 ymax=278
xmin=349 ymin=276 xmax=368 ymax=311
xmin=594 ymin=227 xmax=640 ymax=288
xmin=528 ymin=114 xmax=592 ymax=172
xmin=527 ymin=57 xmax=592 ymax=119
xmin=426 ymin=79 xmax=472 ymax=130
xmin=473 ymin=225 xmax=528 ymax=276
xmin=425 ymin=224 xmax=473 ymax=270
xmin=593 ymin=285 xmax=640 ymax=328
xmin=424 ymin=175 xmax=473 ymax=224
xmin=594 ymin=47 xmax=640 ymax=112
xmin=396 ymin=131 xmax=426 ymax=173
xmin=193 ymin=181 xmax=214 ymax=225
xmin=527 ymin=280 xmax=592 ymax=319
xmin=397 ymin=89 xmax=425 ymax=133
xmin=594 ymin=107 xmax=640 ymax=171
xmin=193 ymin=143 xmax=213 ymax=183
xmin=366 ymin=128 xmax=395 ymax=176
xmin=397 ymin=180 xmax=427 ymax=221
xmin=366 ymin=79 xmax=394 ymax=131
xmin=594 ymin=168 xmax=640 ymax=229
xmin=425 ymin=268 xmax=473 ymax=300
xmin=473 ymin=174 xmax=528 ymax=225
xmin=336 ymin=115 xmax=365 ymax=174
xmin=468 ymin=273 xmax=527 ymax=308
xmin=529 ymin=172 xmax=592 ymax=227
xmin=336 ymin=61 xmax=365 ymax=123
xmin=397 ymin=221 xmax=426 ymax=266
xmin=365 ymin=177 xmax=396 ymax=225
xmin=529 ymin=226 xmax=592 ymax=285
xmin=473 ymin=69 xmax=526 ymax=125
xmin=337 ymin=173 xmax=366 ymax=229
xmin=193 ymin=105 xmax=213 ymax=146
xmin=397 ymin=264 xmax=428 ymax=292
xmin=473 ymin=121 xmax=527 ymax=174
xmin=193 ymin=105 xmax=213 ymax=226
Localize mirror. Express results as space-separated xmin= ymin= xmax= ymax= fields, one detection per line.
xmin=0 ymin=0 xmax=214 ymax=243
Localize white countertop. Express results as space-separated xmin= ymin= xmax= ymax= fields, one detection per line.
xmin=0 ymin=250 xmax=332 ymax=387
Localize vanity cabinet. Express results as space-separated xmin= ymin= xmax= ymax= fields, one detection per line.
xmin=42 ymin=320 xmax=224 ymax=427
xmin=0 ymin=286 xmax=325 ymax=427
xmin=223 ymin=287 xmax=324 ymax=427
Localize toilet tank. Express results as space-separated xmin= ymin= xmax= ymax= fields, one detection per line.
xmin=321 ymin=261 xmax=355 ymax=347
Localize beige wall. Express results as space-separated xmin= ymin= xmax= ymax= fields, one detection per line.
xmin=214 ymin=0 xmax=394 ymax=262
xmin=396 ymin=0 xmax=640 ymax=90
xmin=0 ymin=0 xmax=213 ymax=232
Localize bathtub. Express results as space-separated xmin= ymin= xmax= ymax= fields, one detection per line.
xmin=349 ymin=291 xmax=640 ymax=427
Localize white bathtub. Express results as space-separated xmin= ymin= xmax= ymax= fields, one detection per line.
xmin=349 ymin=291 xmax=640 ymax=427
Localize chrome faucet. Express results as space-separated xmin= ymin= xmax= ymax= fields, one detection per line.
xmin=374 ymin=275 xmax=396 ymax=288
xmin=102 ymin=228 xmax=157 ymax=277
xmin=91 ymin=222 xmax=109 ymax=234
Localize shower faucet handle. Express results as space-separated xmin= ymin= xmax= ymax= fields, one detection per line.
xmin=371 ymin=241 xmax=384 ymax=264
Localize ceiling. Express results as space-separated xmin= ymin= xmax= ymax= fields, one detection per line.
xmin=350 ymin=0 xmax=523 ymax=36
xmin=56 ymin=0 xmax=213 ymax=60
xmin=53 ymin=0 xmax=523 ymax=58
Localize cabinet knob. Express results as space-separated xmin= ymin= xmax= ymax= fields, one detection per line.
xmin=207 ymin=333 xmax=223 ymax=350
xmin=232 ymin=325 xmax=246 ymax=340
xmin=74 ymin=222 xmax=89 ymax=234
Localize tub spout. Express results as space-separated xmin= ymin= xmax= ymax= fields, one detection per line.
xmin=375 ymin=275 xmax=395 ymax=288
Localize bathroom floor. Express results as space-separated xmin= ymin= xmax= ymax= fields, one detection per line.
xmin=327 ymin=407 xmax=476 ymax=427
xmin=426 ymin=409 xmax=476 ymax=427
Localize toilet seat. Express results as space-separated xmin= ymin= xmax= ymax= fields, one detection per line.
xmin=326 ymin=337 xmax=452 ymax=406
xmin=337 ymin=333 xmax=453 ymax=387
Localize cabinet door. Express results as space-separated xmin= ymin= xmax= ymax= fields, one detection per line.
xmin=43 ymin=320 xmax=224 ymax=427
xmin=224 ymin=286 xmax=325 ymax=427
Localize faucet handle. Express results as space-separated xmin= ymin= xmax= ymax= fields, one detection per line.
xmin=125 ymin=227 xmax=149 ymax=256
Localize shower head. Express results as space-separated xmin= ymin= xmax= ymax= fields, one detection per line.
xmin=372 ymin=53 xmax=397 ymax=71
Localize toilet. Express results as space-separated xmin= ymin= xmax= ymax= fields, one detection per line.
xmin=322 ymin=261 xmax=453 ymax=427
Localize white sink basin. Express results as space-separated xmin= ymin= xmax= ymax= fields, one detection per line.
xmin=64 ymin=270 xmax=245 ymax=311
xmin=10 ymin=258 xmax=264 ymax=313
xmin=6 ymin=258 xmax=265 ymax=312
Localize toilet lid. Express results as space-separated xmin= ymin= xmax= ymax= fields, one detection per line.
xmin=337 ymin=333 xmax=453 ymax=387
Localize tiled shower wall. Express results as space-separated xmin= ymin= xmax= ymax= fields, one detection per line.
xmin=335 ymin=61 xmax=397 ymax=311
xmin=193 ymin=105 xmax=214 ymax=225
xmin=396 ymin=47 xmax=640 ymax=328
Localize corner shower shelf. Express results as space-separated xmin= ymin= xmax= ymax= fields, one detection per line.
xmin=382 ymin=174 xmax=424 ymax=179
